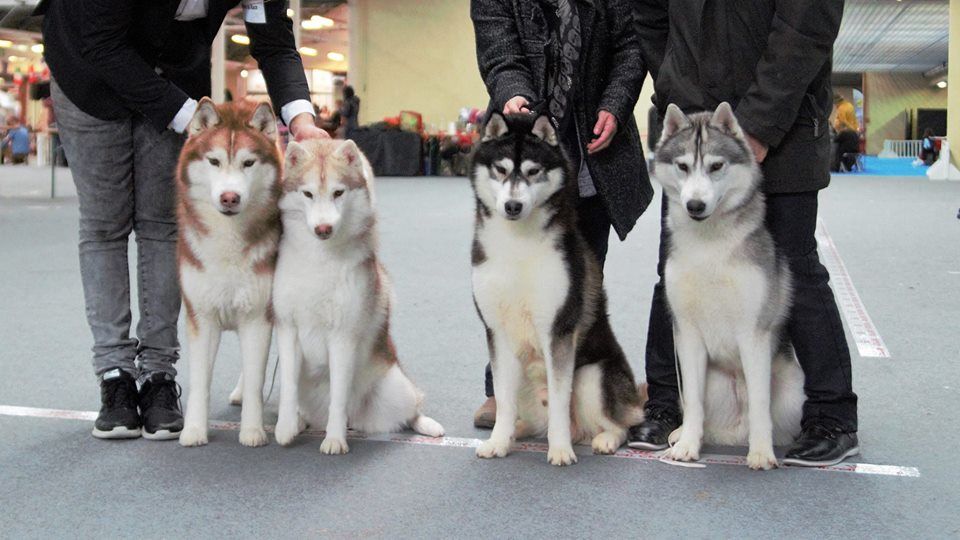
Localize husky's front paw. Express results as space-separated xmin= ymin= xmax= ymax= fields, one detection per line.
xmin=179 ymin=425 xmax=209 ymax=447
xmin=746 ymin=447 xmax=779 ymax=470
xmin=239 ymin=426 xmax=269 ymax=447
xmin=274 ymin=416 xmax=303 ymax=447
xmin=665 ymin=438 xmax=701 ymax=462
xmin=591 ymin=431 xmax=624 ymax=455
xmin=319 ymin=436 xmax=350 ymax=455
xmin=476 ymin=437 xmax=511 ymax=459
xmin=547 ymin=444 xmax=578 ymax=466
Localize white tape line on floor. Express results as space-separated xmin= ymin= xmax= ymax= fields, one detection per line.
xmin=816 ymin=218 xmax=890 ymax=358
xmin=0 ymin=405 xmax=919 ymax=478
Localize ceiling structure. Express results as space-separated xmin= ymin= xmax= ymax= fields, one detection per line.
xmin=0 ymin=0 xmax=954 ymax=76
xmin=834 ymin=0 xmax=949 ymax=73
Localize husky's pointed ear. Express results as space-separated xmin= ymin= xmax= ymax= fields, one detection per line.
xmin=661 ymin=104 xmax=691 ymax=140
xmin=249 ymin=102 xmax=278 ymax=141
xmin=188 ymin=98 xmax=220 ymax=137
xmin=285 ymin=141 xmax=309 ymax=170
xmin=710 ymin=102 xmax=744 ymax=138
xmin=483 ymin=112 xmax=509 ymax=141
xmin=334 ymin=139 xmax=362 ymax=167
xmin=531 ymin=115 xmax=559 ymax=146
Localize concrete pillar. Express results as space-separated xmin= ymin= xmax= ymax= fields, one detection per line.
xmin=291 ymin=0 xmax=302 ymax=48
xmin=211 ymin=25 xmax=226 ymax=102
xmin=348 ymin=0 xmax=367 ymax=98
xmin=949 ymin=0 xmax=960 ymax=170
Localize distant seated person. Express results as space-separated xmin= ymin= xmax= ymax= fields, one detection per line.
xmin=920 ymin=128 xmax=940 ymax=166
xmin=832 ymin=95 xmax=860 ymax=171
xmin=2 ymin=121 xmax=30 ymax=164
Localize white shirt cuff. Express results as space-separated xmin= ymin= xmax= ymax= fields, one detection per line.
xmin=281 ymin=99 xmax=315 ymax=126
xmin=169 ymin=98 xmax=198 ymax=133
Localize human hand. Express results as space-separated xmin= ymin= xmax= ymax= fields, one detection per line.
xmin=503 ymin=96 xmax=531 ymax=115
xmin=289 ymin=112 xmax=330 ymax=141
xmin=586 ymin=110 xmax=618 ymax=154
xmin=746 ymin=133 xmax=768 ymax=163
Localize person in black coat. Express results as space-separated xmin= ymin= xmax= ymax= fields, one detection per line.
xmin=36 ymin=0 xmax=327 ymax=441
xmin=629 ymin=0 xmax=860 ymax=467
xmin=469 ymin=0 xmax=653 ymax=427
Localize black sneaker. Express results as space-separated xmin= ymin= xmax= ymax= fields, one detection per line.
xmin=92 ymin=369 xmax=142 ymax=439
xmin=627 ymin=407 xmax=682 ymax=450
xmin=139 ymin=373 xmax=183 ymax=441
xmin=783 ymin=423 xmax=859 ymax=467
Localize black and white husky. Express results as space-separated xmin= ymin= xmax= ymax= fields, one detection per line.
xmin=470 ymin=113 xmax=643 ymax=466
xmin=654 ymin=103 xmax=804 ymax=470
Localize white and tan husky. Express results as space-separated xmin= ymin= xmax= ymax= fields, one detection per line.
xmin=176 ymin=99 xmax=282 ymax=447
xmin=272 ymin=139 xmax=444 ymax=453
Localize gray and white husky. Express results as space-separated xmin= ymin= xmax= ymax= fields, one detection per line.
xmin=654 ymin=103 xmax=804 ymax=470
xmin=470 ymin=113 xmax=643 ymax=466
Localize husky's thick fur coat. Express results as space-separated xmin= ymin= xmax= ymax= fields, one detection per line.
xmin=271 ymin=139 xmax=444 ymax=454
xmin=176 ymin=99 xmax=282 ymax=447
xmin=470 ymin=113 xmax=643 ymax=466
xmin=654 ymin=103 xmax=804 ymax=470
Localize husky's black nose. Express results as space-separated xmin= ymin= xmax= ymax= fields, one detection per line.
xmin=686 ymin=199 xmax=706 ymax=216
xmin=504 ymin=200 xmax=524 ymax=218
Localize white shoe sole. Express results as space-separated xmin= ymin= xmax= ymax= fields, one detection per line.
xmin=782 ymin=446 xmax=860 ymax=468
xmin=142 ymin=428 xmax=182 ymax=441
xmin=92 ymin=426 xmax=142 ymax=439
xmin=627 ymin=440 xmax=669 ymax=451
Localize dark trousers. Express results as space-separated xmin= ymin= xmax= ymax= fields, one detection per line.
xmin=484 ymin=195 xmax=611 ymax=397
xmin=645 ymin=191 xmax=859 ymax=431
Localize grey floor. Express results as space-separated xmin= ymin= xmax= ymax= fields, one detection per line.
xmin=1 ymin=165 xmax=959 ymax=538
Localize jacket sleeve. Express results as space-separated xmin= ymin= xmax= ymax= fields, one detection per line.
xmin=79 ymin=0 xmax=190 ymax=132
xmin=734 ymin=0 xmax=844 ymax=148
xmin=471 ymin=0 xmax=537 ymax=111
xmin=597 ymin=0 xmax=646 ymax=125
xmin=633 ymin=0 xmax=669 ymax=83
xmin=247 ymin=0 xmax=312 ymax=122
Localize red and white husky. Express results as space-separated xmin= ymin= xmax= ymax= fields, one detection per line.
xmin=176 ymin=99 xmax=281 ymax=447
xmin=272 ymin=139 xmax=444 ymax=453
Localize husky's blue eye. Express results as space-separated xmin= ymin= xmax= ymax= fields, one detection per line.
xmin=208 ymin=157 xmax=221 ymax=167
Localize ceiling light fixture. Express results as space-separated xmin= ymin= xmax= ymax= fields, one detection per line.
xmin=301 ymin=15 xmax=334 ymax=30
xmin=240 ymin=69 xmax=249 ymax=79
xmin=0 ymin=40 xmax=12 ymax=48
xmin=31 ymin=44 xmax=44 ymax=54
xmin=937 ymin=80 xmax=947 ymax=89
xmin=231 ymin=34 xmax=251 ymax=45
xmin=298 ymin=46 xmax=318 ymax=57
xmin=326 ymin=52 xmax=345 ymax=62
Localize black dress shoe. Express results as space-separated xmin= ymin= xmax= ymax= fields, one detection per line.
xmin=627 ymin=407 xmax=682 ymax=450
xmin=139 ymin=373 xmax=183 ymax=441
xmin=783 ymin=423 xmax=859 ymax=467
xmin=92 ymin=369 xmax=142 ymax=439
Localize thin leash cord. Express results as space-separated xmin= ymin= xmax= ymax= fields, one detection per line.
xmin=659 ymin=323 xmax=708 ymax=469
xmin=264 ymin=356 xmax=280 ymax=403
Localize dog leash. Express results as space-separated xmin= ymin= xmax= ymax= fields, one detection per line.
xmin=655 ymin=324 xmax=707 ymax=469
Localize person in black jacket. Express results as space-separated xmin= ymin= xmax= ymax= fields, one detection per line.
xmin=469 ymin=0 xmax=653 ymax=427
xmin=628 ymin=0 xmax=860 ymax=466
xmin=36 ymin=0 xmax=327 ymax=441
